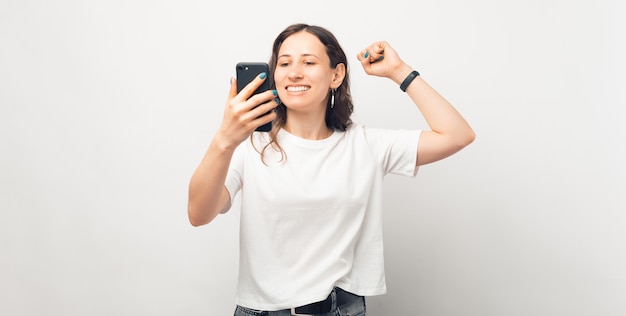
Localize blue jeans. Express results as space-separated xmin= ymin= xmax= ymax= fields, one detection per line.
xmin=233 ymin=287 xmax=366 ymax=316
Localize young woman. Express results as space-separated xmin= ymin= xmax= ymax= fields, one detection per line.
xmin=188 ymin=23 xmax=475 ymax=316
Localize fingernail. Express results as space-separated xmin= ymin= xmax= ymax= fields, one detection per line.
xmin=364 ymin=52 xmax=369 ymax=58
xmin=378 ymin=56 xmax=384 ymax=61
xmin=260 ymin=72 xmax=267 ymax=79
xmin=274 ymin=97 xmax=281 ymax=104
xmin=272 ymin=89 xmax=277 ymax=96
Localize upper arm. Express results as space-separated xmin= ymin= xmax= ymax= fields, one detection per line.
xmin=416 ymin=131 xmax=473 ymax=166
xmin=219 ymin=186 xmax=232 ymax=214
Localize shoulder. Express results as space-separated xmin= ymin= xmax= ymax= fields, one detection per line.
xmin=345 ymin=123 xmax=393 ymax=139
xmin=346 ymin=123 xmax=421 ymax=149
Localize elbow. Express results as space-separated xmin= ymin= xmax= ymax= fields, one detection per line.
xmin=187 ymin=213 xmax=204 ymax=227
xmin=464 ymin=129 xmax=476 ymax=147
xmin=188 ymin=214 xmax=212 ymax=227
xmin=453 ymin=129 xmax=476 ymax=152
xmin=187 ymin=205 xmax=212 ymax=227
xmin=188 ymin=217 xmax=205 ymax=227
xmin=187 ymin=197 xmax=227 ymax=227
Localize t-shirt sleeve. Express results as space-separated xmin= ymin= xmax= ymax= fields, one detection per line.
xmin=363 ymin=126 xmax=421 ymax=177
xmin=223 ymin=145 xmax=244 ymax=213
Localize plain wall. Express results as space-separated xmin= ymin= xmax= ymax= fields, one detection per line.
xmin=1 ymin=0 xmax=624 ymax=315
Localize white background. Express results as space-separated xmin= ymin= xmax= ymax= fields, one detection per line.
xmin=1 ymin=0 xmax=625 ymax=315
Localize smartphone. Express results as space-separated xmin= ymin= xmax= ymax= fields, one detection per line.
xmin=236 ymin=62 xmax=272 ymax=132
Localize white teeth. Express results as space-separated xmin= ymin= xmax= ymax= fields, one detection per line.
xmin=287 ymin=86 xmax=309 ymax=92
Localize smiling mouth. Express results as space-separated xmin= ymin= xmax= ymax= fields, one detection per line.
xmin=286 ymin=86 xmax=310 ymax=92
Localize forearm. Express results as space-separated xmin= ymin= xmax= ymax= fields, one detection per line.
xmin=393 ymin=65 xmax=475 ymax=164
xmin=405 ymin=76 xmax=474 ymax=142
xmin=187 ymin=136 xmax=236 ymax=226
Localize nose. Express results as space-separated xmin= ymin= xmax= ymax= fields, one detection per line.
xmin=287 ymin=64 xmax=303 ymax=80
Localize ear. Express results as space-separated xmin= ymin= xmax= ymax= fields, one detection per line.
xmin=330 ymin=63 xmax=346 ymax=89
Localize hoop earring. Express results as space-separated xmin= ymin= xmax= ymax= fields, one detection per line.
xmin=330 ymin=89 xmax=336 ymax=109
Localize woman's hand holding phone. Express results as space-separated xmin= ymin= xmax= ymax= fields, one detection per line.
xmin=236 ymin=62 xmax=274 ymax=132
xmin=215 ymin=71 xmax=278 ymax=150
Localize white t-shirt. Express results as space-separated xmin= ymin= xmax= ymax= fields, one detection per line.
xmin=224 ymin=123 xmax=421 ymax=311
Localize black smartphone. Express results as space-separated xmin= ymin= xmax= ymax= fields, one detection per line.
xmin=236 ymin=62 xmax=272 ymax=132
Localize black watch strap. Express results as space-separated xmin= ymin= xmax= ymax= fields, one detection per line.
xmin=400 ymin=70 xmax=420 ymax=92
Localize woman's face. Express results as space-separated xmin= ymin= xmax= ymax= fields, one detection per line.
xmin=274 ymin=31 xmax=338 ymax=113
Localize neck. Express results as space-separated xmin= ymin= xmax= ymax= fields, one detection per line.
xmin=283 ymin=116 xmax=332 ymax=140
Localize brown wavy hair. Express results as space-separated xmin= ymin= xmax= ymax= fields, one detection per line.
xmin=254 ymin=23 xmax=354 ymax=163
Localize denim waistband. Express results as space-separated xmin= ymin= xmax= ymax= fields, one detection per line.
xmin=235 ymin=287 xmax=364 ymax=316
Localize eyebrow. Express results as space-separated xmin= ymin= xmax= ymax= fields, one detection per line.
xmin=278 ymin=53 xmax=320 ymax=59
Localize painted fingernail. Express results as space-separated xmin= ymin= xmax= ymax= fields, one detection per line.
xmin=364 ymin=52 xmax=369 ymax=58
xmin=260 ymin=72 xmax=267 ymax=79
xmin=378 ymin=56 xmax=384 ymax=61
xmin=272 ymin=89 xmax=277 ymax=96
xmin=274 ymin=97 xmax=281 ymax=104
